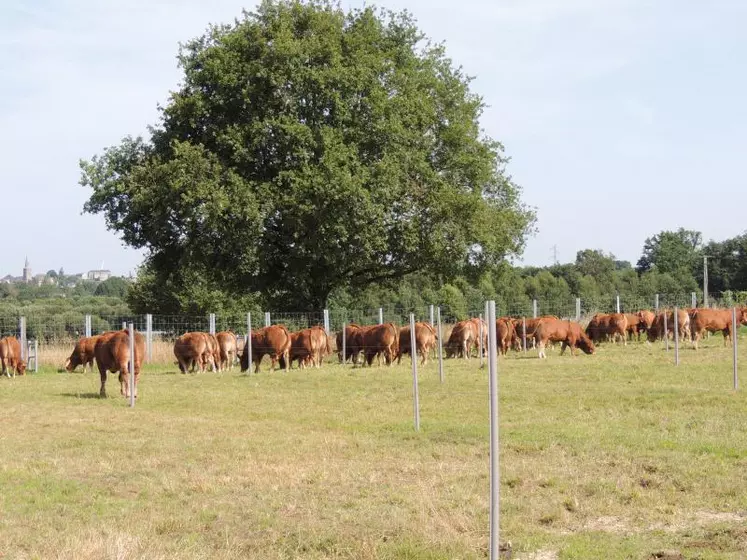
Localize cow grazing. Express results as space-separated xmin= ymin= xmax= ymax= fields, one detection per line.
xmin=337 ymin=324 xmax=363 ymax=364
xmin=308 ymin=326 xmax=330 ymax=367
xmin=174 ymin=332 xmax=215 ymax=374
xmin=397 ymin=322 xmax=437 ymax=365
xmin=534 ymin=319 xmax=595 ymax=359
xmin=514 ymin=316 xmax=558 ymax=349
xmin=496 ymin=319 xmax=520 ymax=355
xmin=94 ymin=329 xmax=145 ymax=398
xmin=445 ymin=320 xmax=476 ymax=359
xmin=361 ymin=323 xmax=399 ymax=366
xmin=647 ymin=309 xmax=692 ymax=345
xmin=690 ymin=307 xmax=747 ymax=349
xmin=0 ymin=336 xmax=26 ymax=377
xmin=623 ymin=313 xmax=646 ymax=342
xmin=240 ymin=325 xmax=292 ymax=373
xmin=65 ymin=335 xmax=100 ymax=372
xmin=282 ymin=329 xmax=316 ymax=369
xmin=216 ymin=331 xmax=238 ymax=371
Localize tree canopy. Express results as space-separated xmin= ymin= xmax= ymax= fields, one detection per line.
xmin=80 ymin=0 xmax=535 ymax=312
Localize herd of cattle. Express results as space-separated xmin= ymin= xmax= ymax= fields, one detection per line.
xmin=0 ymin=307 xmax=744 ymax=399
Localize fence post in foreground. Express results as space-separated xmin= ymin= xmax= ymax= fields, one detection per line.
xmin=409 ymin=313 xmax=420 ymax=432
xmin=437 ymin=306 xmax=444 ymax=383
xmin=264 ymin=312 xmax=271 ymax=327
xmin=692 ymin=292 xmax=697 ymax=309
xmin=341 ymin=322 xmax=347 ymax=365
xmin=664 ymin=311 xmax=669 ymax=352
xmin=378 ymin=307 xmax=384 ymax=325
xmin=209 ymin=313 xmax=216 ymax=335
xmin=479 ymin=314 xmax=484 ymax=368
xmin=616 ymin=294 xmax=621 ymax=314
xmin=532 ymin=300 xmax=538 ymax=319
xmin=733 ymin=307 xmax=739 ymax=390
xmin=576 ymin=298 xmax=581 ymax=322
xmin=19 ymin=316 xmax=27 ymax=362
xmin=33 ymin=339 xmax=38 ymax=373
xmin=323 ymin=309 xmax=330 ymax=334
xmin=522 ymin=317 xmax=527 ymax=353
xmin=487 ymin=300 xmax=500 ymax=560
xmin=655 ymin=294 xmax=660 ymax=313
xmin=246 ymin=313 xmax=253 ymax=373
xmin=429 ymin=304 xmax=434 ymax=327
xmin=85 ymin=314 xmax=92 ymax=338
xmin=128 ymin=323 xmax=135 ymax=408
xmin=146 ymin=313 xmax=153 ymax=363
xmin=122 ymin=321 xmax=127 ymax=330
xmin=673 ymin=307 xmax=680 ymax=366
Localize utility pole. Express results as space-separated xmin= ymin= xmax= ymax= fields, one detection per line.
xmin=703 ymin=255 xmax=709 ymax=308
xmin=550 ymin=245 xmax=559 ymax=265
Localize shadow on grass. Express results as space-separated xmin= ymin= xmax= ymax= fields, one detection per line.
xmin=59 ymin=392 xmax=103 ymax=399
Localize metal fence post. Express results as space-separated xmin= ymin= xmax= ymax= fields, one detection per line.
xmin=33 ymin=339 xmax=38 ymax=373
xmin=323 ymin=309 xmax=330 ymax=334
xmin=250 ymin=313 xmax=253 ymax=373
xmin=19 ymin=317 xmax=26 ymax=362
xmin=479 ymin=314 xmax=484 ymax=368
xmin=378 ymin=308 xmax=384 ymax=325
xmin=128 ymin=323 xmax=135 ymax=408
xmin=85 ymin=314 xmax=92 ymax=338
xmin=429 ymin=304 xmax=434 ymax=327
xmin=673 ymin=307 xmax=680 ymax=366
xmin=664 ymin=311 xmax=669 ymax=352
xmin=409 ymin=314 xmax=420 ymax=432
xmin=733 ymin=307 xmax=739 ymax=390
xmin=522 ymin=317 xmax=527 ymax=353
xmin=532 ymin=300 xmax=538 ymax=319
xmin=342 ymin=322 xmax=347 ymax=365
xmin=209 ymin=313 xmax=216 ymax=335
xmin=576 ymin=298 xmax=581 ymax=322
xmin=487 ymin=300 xmax=499 ymax=560
xmin=616 ymin=294 xmax=621 ymax=314
xmin=691 ymin=292 xmax=697 ymax=309
xmin=655 ymin=294 xmax=660 ymax=313
xmin=264 ymin=312 xmax=271 ymax=327
xmin=437 ymin=306 xmax=444 ymax=383
xmin=146 ymin=313 xmax=153 ymax=363
xmin=122 ymin=321 xmax=127 ymax=330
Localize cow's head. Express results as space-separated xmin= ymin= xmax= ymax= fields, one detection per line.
xmin=65 ymin=354 xmax=80 ymax=373
xmin=638 ymin=311 xmax=655 ymax=329
xmin=17 ymin=360 xmax=27 ymax=375
xmin=577 ymin=334 xmax=596 ymax=355
xmin=739 ymin=307 xmax=747 ymax=325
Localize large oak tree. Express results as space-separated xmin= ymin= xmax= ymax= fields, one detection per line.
xmin=81 ymin=0 xmax=535 ymax=312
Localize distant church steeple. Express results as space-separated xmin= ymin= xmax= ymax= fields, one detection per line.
xmin=22 ymin=257 xmax=31 ymax=283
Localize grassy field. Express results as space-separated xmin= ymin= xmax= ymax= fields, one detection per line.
xmin=1 ymin=337 xmax=746 ymax=559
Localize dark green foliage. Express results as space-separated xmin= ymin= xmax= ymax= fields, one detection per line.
xmin=93 ymin=277 xmax=131 ymax=298
xmin=80 ymin=0 xmax=534 ymax=313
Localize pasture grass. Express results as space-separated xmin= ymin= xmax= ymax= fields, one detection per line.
xmin=1 ymin=336 xmax=746 ymax=559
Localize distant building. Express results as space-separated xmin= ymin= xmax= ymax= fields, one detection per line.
xmin=86 ymin=269 xmax=111 ymax=282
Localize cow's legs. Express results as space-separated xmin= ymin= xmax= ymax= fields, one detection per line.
xmin=537 ymin=341 xmax=546 ymax=359
xmin=98 ymin=365 xmax=108 ymax=398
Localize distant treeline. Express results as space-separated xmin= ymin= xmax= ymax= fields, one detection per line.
xmin=3 ymin=229 xmax=747 ymax=324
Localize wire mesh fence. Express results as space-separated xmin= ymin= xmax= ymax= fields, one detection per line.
xmin=1 ymin=291 xmax=745 ymax=369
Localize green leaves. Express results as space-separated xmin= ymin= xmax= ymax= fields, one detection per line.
xmin=81 ymin=0 xmax=534 ymax=313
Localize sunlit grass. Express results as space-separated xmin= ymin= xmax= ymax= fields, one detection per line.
xmin=0 ymin=336 xmax=746 ymax=559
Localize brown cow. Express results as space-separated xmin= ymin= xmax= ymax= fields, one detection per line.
xmin=445 ymin=320 xmax=476 ymax=359
xmin=94 ymin=330 xmax=145 ymax=398
xmin=240 ymin=325 xmax=292 ymax=373
xmin=638 ymin=310 xmax=656 ymax=332
xmin=608 ymin=313 xmax=628 ymax=344
xmin=496 ymin=319 xmax=520 ymax=355
xmin=337 ymin=324 xmax=363 ymax=364
xmin=623 ymin=313 xmax=646 ymax=342
xmin=308 ymin=326 xmax=330 ymax=368
xmin=469 ymin=317 xmax=488 ymax=357
xmin=174 ymin=332 xmax=214 ymax=374
xmin=514 ymin=316 xmax=559 ymax=349
xmin=216 ymin=331 xmax=238 ymax=371
xmin=647 ymin=309 xmax=692 ymax=344
xmin=398 ymin=322 xmax=437 ymax=365
xmin=690 ymin=307 xmax=747 ymax=349
xmin=361 ymin=323 xmax=399 ymax=366
xmin=65 ymin=335 xmax=100 ymax=372
xmin=0 ymin=336 xmax=26 ymax=377
xmin=206 ymin=333 xmax=220 ymax=371
xmin=282 ymin=329 xmax=316 ymax=369
xmin=534 ymin=319 xmax=595 ymax=359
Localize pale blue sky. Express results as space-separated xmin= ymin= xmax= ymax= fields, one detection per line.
xmin=1 ymin=0 xmax=745 ymax=278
